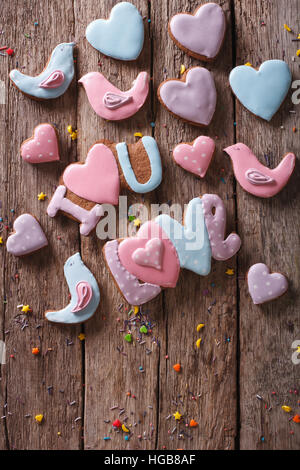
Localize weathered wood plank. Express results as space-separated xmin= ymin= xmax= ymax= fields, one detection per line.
xmin=0 ymin=0 xmax=83 ymax=450
xmin=152 ymin=0 xmax=238 ymax=449
xmin=234 ymin=0 xmax=300 ymax=450
xmin=74 ymin=0 xmax=163 ymax=449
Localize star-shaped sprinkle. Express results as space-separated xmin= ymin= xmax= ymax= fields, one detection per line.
xmin=22 ymin=304 xmax=31 ymax=314
xmin=225 ymin=268 xmax=235 ymax=275
xmin=133 ymin=218 xmax=141 ymax=227
xmin=78 ymin=333 xmax=86 ymax=341
xmin=38 ymin=192 xmax=47 ymax=201
xmin=173 ymin=411 xmax=182 ymax=421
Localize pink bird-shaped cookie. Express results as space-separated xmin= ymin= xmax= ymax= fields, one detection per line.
xmin=224 ymin=143 xmax=296 ymax=198
xmin=79 ymin=71 xmax=149 ymax=121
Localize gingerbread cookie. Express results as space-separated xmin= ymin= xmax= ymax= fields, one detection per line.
xmin=247 ymin=263 xmax=288 ymax=305
xmin=169 ymin=3 xmax=226 ymax=61
xmin=47 ymin=137 xmax=162 ymax=236
xmin=85 ymin=2 xmax=144 ymax=61
xmin=157 ymin=67 xmax=217 ymax=126
xmin=10 ymin=42 xmax=75 ymax=100
xmin=103 ymin=195 xmax=241 ymax=305
xmin=229 ymin=60 xmax=292 ymax=121
xmin=45 ymin=253 xmax=100 ymax=324
xmin=173 ymin=136 xmax=215 ymax=178
xmin=79 ymin=71 xmax=149 ymax=120
xmin=6 ymin=214 xmax=48 ymax=256
xmin=21 ymin=124 xmax=60 ymax=164
xmin=224 ymin=143 xmax=296 ymax=198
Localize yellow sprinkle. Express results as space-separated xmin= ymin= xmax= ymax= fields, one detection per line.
xmin=196 ymin=338 xmax=202 ymax=348
xmin=57 ymin=432 xmax=61 ymax=436
xmin=134 ymin=132 xmax=143 ymax=138
xmin=244 ymin=62 xmax=252 ymax=67
xmin=282 ymin=405 xmax=292 ymax=413
xmin=21 ymin=304 xmax=31 ymax=314
xmin=71 ymin=131 xmax=78 ymax=140
xmin=297 ymin=346 xmax=300 ymax=353
xmin=38 ymin=192 xmax=47 ymax=201
xmin=296 ymin=49 xmax=300 ymax=57
xmin=173 ymin=411 xmax=182 ymax=421
xmin=298 ymin=34 xmax=300 ymax=39
xmin=35 ymin=414 xmax=44 ymax=424
xmin=225 ymin=268 xmax=235 ymax=275
xmin=284 ymin=24 xmax=292 ymax=32
xmin=133 ymin=218 xmax=141 ymax=227
xmin=196 ymin=323 xmax=204 ymax=332
xmin=180 ymin=64 xmax=186 ymax=75
xmin=122 ymin=424 xmax=129 ymax=433
xmin=0 ymin=237 xmax=3 ymax=245
xmin=78 ymin=333 xmax=86 ymax=341
xmin=133 ymin=306 xmax=139 ymax=315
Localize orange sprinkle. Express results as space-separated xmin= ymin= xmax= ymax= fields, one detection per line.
xmin=189 ymin=419 xmax=198 ymax=427
xmin=292 ymin=414 xmax=300 ymax=423
xmin=173 ymin=363 xmax=181 ymax=372
xmin=32 ymin=347 xmax=40 ymax=355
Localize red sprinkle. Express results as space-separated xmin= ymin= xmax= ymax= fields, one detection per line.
xmin=6 ymin=48 xmax=14 ymax=56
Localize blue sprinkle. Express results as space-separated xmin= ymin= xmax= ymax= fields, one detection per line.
xmin=150 ymin=122 xmax=155 ymax=127
xmin=148 ymin=19 xmax=151 ymax=23
xmin=125 ymin=435 xmax=129 ymax=441
xmin=103 ymin=437 xmax=111 ymax=441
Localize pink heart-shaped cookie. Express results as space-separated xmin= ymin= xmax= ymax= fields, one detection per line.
xmin=21 ymin=124 xmax=60 ymax=163
xmin=247 ymin=263 xmax=288 ymax=305
xmin=63 ymin=143 xmax=120 ymax=205
xmin=169 ymin=3 xmax=226 ymax=61
xmin=173 ymin=136 xmax=215 ymax=178
xmin=158 ymin=67 xmax=217 ymax=126
xmin=132 ymin=238 xmax=164 ymax=270
xmin=6 ymin=214 xmax=48 ymax=257
xmin=118 ymin=221 xmax=180 ymax=288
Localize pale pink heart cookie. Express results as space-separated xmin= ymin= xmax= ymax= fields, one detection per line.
xmin=169 ymin=3 xmax=226 ymax=61
xmin=157 ymin=67 xmax=217 ymax=127
xmin=173 ymin=136 xmax=215 ymax=178
xmin=6 ymin=213 xmax=48 ymax=257
xmin=132 ymin=238 xmax=164 ymax=270
xmin=247 ymin=263 xmax=288 ymax=305
xmin=118 ymin=221 xmax=180 ymax=288
xmin=63 ymin=143 xmax=120 ymax=205
xmin=20 ymin=124 xmax=60 ymax=164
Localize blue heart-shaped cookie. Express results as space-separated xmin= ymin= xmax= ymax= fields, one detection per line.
xmin=85 ymin=2 xmax=144 ymax=61
xmin=229 ymin=60 xmax=292 ymax=121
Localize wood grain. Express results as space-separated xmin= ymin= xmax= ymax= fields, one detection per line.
xmin=234 ymin=0 xmax=300 ymax=450
xmin=0 ymin=0 xmax=298 ymax=451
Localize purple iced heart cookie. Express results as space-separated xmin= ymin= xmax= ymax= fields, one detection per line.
xmin=247 ymin=263 xmax=288 ymax=305
xmin=169 ymin=3 xmax=226 ymax=61
xmin=6 ymin=214 xmax=48 ymax=257
xmin=158 ymin=67 xmax=217 ymax=127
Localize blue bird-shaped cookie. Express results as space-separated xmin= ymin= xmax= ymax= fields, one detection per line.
xmin=10 ymin=42 xmax=75 ymax=100
xmin=45 ymin=253 xmax=100 ymax=324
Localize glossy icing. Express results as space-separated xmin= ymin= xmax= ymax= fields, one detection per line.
xmin=45 ymin=253 xmax=100 ymax=324
xmin=132 ymin=238 xmax=163 ymax=270
xmin=158 ymin=67 xmax=217 ymax=126
xmin=169 ymin=3 xmax=226 ymax=60
xmin=63 ymin=143 xmax=120 ymax=205
xmin=118 ymin=221 xmax=180 ymax=288
xmin=155 ymin=197 xmax=211 ymax=276
xmin=229 ymin=60 xmax=292 ymax=121
xmin=224 ymin=143 xmax=296 ymax=198
xmin=71 ymin=281 xmax=93 ymax=312
xmin=173 ymin=136 xmax=215 ymax=177
xmin=116 ymin=136 xmax=162 ymax=193
xmin=47 ymin=185 xmax=104 ymax=236
xmin=85 ymin=2 xmax=144 ymax=61
xmin=21 ymin=123 xmax=60 ymax=164
xmin=39 ymin=70 xmax=65 ymax=88
xmin=79 ymin=71 xmax=149 ymax=120
xmin=10 ymin=42 xmax=75 ymax=100
xmin=201 ymin=194 xmax=241 ymax=260
xmin=6 ymin=214 xmax=48 ymax=256
xmin=247 ymin=263 xmax=288 ymax=305
xmin=104 ymin=240 xmax=161 ymax=305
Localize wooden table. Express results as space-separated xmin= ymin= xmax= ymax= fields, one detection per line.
xmin=0 ymin=0 xmax=299 ymax=450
